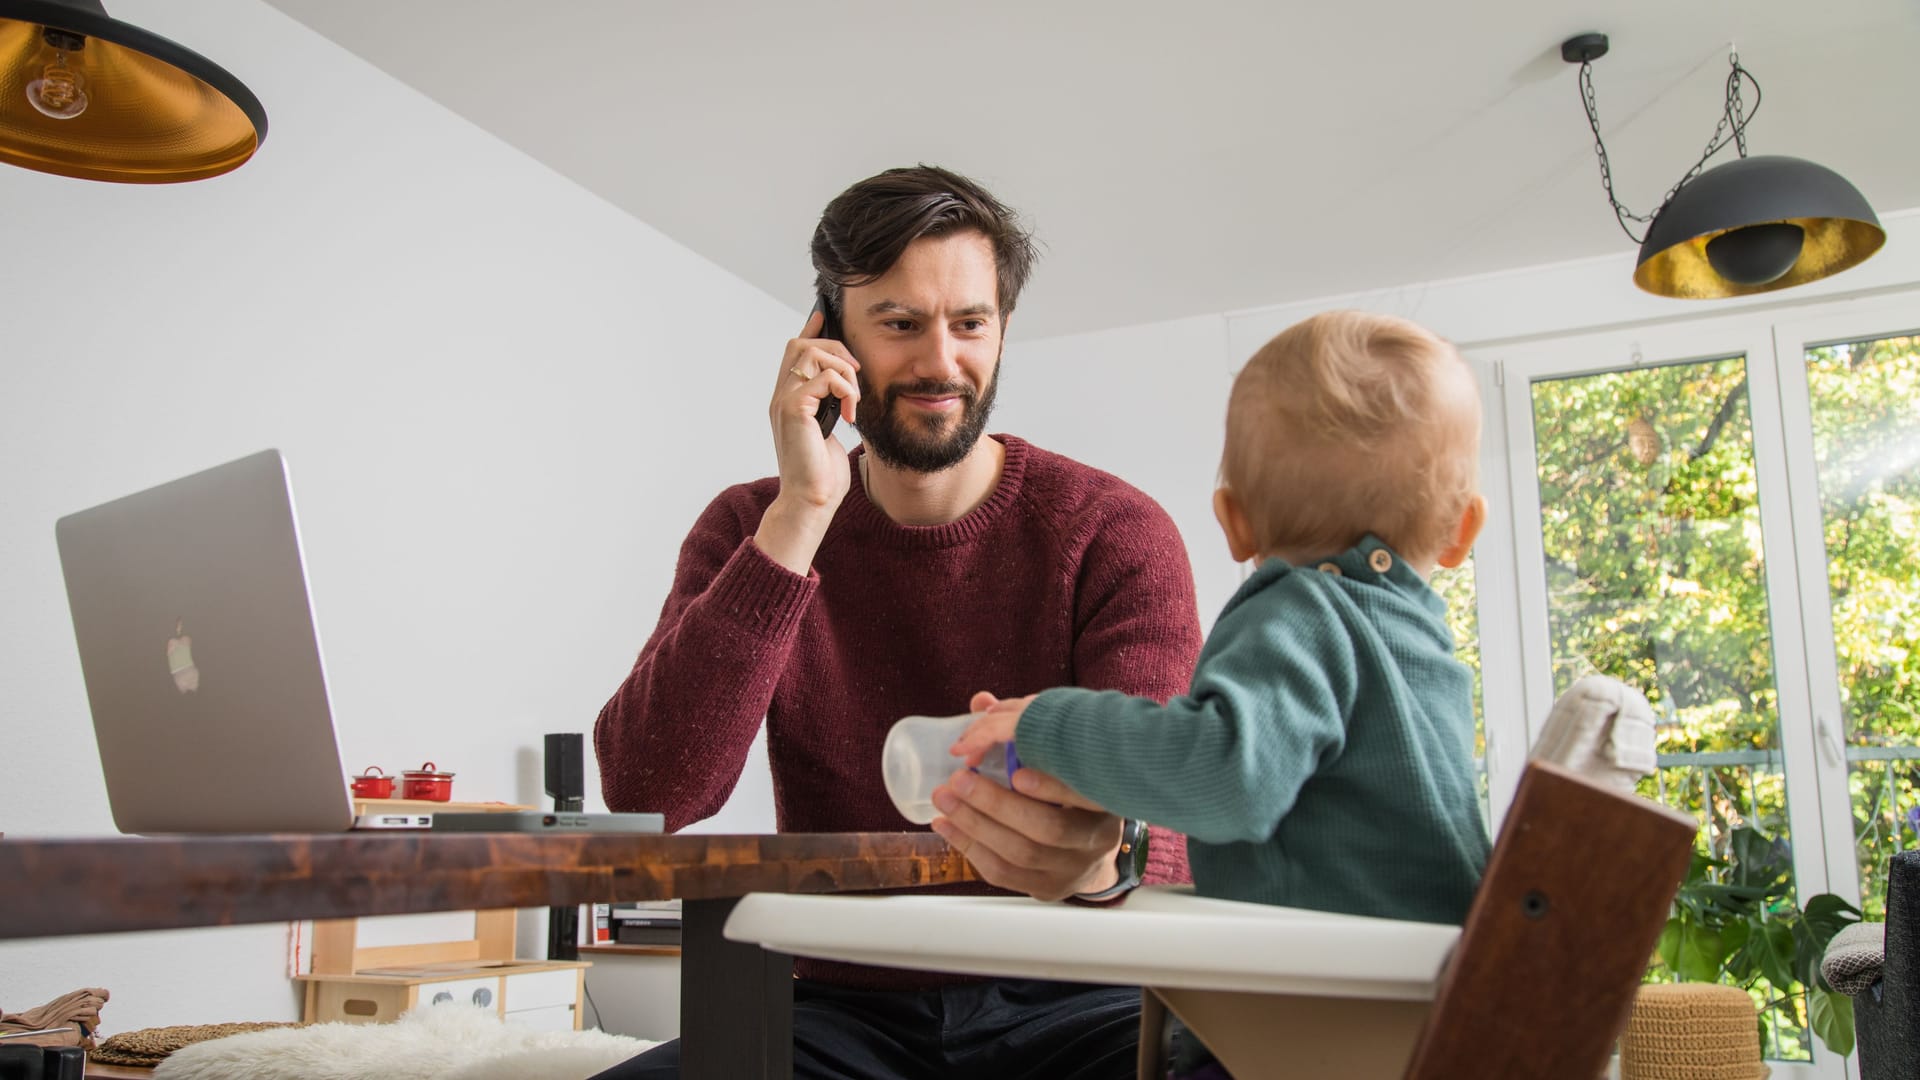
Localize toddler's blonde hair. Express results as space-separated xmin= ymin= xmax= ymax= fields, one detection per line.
xmin=1221 ymin=310 xmax=1481 ymax=563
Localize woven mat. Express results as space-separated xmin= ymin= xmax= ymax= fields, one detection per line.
xmin=92 ymin=1022 xmax=305 ymax=1066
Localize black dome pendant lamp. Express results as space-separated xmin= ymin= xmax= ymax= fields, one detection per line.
xmin=1563 ymin=33 xmax=1883 ymax=299
xmin=0 ymin=0 xmax=266 ymax=183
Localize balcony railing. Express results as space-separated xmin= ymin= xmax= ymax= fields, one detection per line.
xmin=1650 ymin=744 xmax=1920 ymax=862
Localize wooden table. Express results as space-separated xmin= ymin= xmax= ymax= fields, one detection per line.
xmin=2 ymin=832 xmax=976 ymax=1079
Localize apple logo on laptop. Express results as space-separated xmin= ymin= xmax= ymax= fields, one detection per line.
xmin=167 ymin=618 xmax=200 ymax=693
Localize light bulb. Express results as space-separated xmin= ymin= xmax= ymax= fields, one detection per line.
xmin=1704 ymin=222 xmax=1804 ymax=287
xmin=27 ymin=52 xmax=88 ymax=120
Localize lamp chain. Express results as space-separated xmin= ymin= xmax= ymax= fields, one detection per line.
xmin=1725 ymin=50 xmax=1751 ymax=158
xmin=1579 ymin=49 xmax=1764 ymax=244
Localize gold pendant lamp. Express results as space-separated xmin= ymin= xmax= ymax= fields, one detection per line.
xmin=1563 ymin=33 xmax=1883 ymax=299
xmin=0 ymin=0 xmax=266 ymax=183
xmin=1631 ymin=155 xmax=1884 ymax=299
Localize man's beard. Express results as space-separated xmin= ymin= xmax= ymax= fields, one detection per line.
xmin=854 ymin=359 xmax=1000 ymax=474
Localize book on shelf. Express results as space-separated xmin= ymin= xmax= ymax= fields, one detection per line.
xmin=614 ymin=922 xmax=683 ymax=946
xmin=611 ymin=898 xmax=681 ymax=921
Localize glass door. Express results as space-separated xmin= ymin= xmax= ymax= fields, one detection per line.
xmin=1490 ymin=314 xmax=1837 ymax=1075
xmin=1774 ymin=298 xmax=1920 ymax=921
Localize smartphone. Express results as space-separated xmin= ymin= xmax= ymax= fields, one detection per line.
xmin=812 ymin=293 xmax=844 ymax=438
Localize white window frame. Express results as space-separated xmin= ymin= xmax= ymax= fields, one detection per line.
xmin=1468 ymin=289 xmax=1920 ymax=1080
xmin=1769 ymin=293 xmax=1920 ymax=909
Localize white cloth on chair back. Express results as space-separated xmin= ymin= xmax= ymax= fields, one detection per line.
xmin=1530 ymin=675 xmax=1658 ymax=793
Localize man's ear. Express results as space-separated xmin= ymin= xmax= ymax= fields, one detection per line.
xmin=1213 ymin=487 xmax=1260 ymax=564
xmin=1436 ymin=494 xmax=1487 ymax=569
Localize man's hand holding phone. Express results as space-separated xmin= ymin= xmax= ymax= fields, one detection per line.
xmin=754 ymin=305 xmax=861 ymax=576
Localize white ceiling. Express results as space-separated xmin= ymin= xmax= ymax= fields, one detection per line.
xmin=261 ymin=0 xmax=1920 ymax=340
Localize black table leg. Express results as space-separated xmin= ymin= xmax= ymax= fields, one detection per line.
xmin=679 ymin=896 xmax=793 ymax=1079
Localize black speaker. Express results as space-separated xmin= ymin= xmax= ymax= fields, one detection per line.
xmin=44 ymin=1048 xmax=82 ymax=1080
xmin=0 ymin=1046 xmax=41 ymax=1080
xmin=545 ymin=732 xmax=584 ymax=812
xmin=0 ymin=1046 xmax=82 ymax=1080
xmin=545 ymin=732 xmax=585 ymax=961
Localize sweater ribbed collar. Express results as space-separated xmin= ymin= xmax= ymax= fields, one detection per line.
xmin=835 ymin=434 xmax=1029 ymax=550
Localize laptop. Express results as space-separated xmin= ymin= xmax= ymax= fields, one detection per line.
xmin=54 ymin=450 xmax=663 ymax=836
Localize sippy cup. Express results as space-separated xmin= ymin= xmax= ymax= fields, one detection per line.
xmin=882 ymin=713 xmax=1020 ymax=825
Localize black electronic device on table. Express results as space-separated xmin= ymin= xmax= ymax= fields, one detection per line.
xmin=544 ymin=732 xmax=584 ymax=961
xmin=545 ymin=731 xmax=585 ymax=812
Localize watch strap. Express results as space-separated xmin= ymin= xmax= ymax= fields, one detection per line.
xmin=1073 ymin=817 xmax=1148 ymax=902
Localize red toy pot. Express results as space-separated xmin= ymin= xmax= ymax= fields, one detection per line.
xmin=401 ymin=762 xmax=455 ymax=801
xmin=350 ymin=766 xmax=395 ymax=799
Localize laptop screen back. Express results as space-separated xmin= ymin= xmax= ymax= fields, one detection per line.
xmin=55 ymin=450 xmax=354 ymax=833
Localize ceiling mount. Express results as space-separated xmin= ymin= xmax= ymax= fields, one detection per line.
xmin=1559 ymin=33 xmax=1609 ymax=65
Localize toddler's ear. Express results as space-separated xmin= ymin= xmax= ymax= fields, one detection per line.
xmin=1436 ymin=495 xmax=1488 ymax=569
xmin=1213 ymin=487 xmax=1260 ymax=564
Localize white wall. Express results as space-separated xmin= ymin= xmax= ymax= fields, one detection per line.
xmin=999 ymin=315 xmax=1243 ymax=623
xmin=0 ymin=0 xmax=788 ymax=1031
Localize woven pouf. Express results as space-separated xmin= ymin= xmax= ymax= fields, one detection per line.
xmin=91 ymin=1022 xmax=304 ymax=1066
xmin=1621 ymin=983 xmax=1769 ymax=1080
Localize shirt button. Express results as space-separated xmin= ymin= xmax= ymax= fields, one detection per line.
xmin=1317 ymin=562 xmax=1341 ymax=576
xmin=1369 ymin=549 xmax=1394 ymax=573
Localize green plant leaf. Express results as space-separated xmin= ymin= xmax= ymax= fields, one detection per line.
xmin=1792 ymin=893 xmax=1865 ymax=990
xmin=1729 ymin=828 xmax=1793 ymax=893
xmin=1792 ymin=917 xmax=1829 ymax=991
xmin=1674 ymin=921 xmax=1729 ymax=984
xmin=1721 ymin=920 xmax=1757 ymax=980
xmin=1808 ymin=986 xmax=1855 ymax=1058
xmin=1695 ymin=882 xmax=1770 ymax=915
xmin=1657 ymin=919 xmax=1682 ymax=974
xmin=1802 ymin=893 xmax=1863 ymax=940
xmin=1750 ymin=918 xmax=1796 ymax=992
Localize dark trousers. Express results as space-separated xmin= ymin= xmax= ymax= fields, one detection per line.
xmin=589 ymin=977 xmax=1143 ymax=1080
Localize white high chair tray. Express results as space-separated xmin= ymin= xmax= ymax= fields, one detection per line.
xmin=724 ymin=885 xmax=1461 ymax=1000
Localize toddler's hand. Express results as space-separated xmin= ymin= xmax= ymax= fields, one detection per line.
xmin=951 ymin=693 xmax=1036 ymax=766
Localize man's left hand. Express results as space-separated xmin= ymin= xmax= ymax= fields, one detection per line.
xmin=930 ymin=694 xmax=1122 ymax=901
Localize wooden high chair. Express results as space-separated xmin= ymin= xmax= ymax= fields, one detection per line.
xmin=725 ymin=680 xmax=1697 ymax=1078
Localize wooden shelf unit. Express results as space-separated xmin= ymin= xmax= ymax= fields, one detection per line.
xmin=299 ymin=799 xmax=591 ymax=1026
xmin=310 ymin=798 xmax=532 ymax=976
xmin=295 ymin=958 xmax=589 ymax=1028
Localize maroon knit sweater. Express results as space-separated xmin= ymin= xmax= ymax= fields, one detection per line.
xmin=595 ymin=434 xmax=1203 ymax=988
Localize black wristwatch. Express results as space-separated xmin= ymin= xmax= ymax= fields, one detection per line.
xmin=1074 ymin=818 xmax=1149 ymax=902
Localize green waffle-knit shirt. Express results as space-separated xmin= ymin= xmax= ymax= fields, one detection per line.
xmin=1015 ymin=534 xmax=1491 ymax=925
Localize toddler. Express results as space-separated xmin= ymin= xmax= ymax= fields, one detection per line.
xmin=952 ymin=309 xmax=1493 ymax=925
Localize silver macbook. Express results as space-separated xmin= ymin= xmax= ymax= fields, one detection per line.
xmin=55 ymin=450 xmax=666 ymax=837
xmin=55 ymin=450 xmax=358 ymax=834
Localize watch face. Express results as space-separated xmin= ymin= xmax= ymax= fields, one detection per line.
xmin=1123 ymin=818 xmax=1149 ymax=884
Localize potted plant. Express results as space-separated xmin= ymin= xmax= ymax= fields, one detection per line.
xmin=1654 ymin=824 xmax=1864 ymax=1057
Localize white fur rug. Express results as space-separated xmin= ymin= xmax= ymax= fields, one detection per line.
xmin=150 ymin=1004 xmax=655 ymax=1080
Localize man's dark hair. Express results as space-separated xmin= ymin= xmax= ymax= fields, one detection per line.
xmin=811 ymin=164 xmax=1038 ymax=323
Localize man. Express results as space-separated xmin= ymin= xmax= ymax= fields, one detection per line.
xmin=593 ymin=165 xmax=1202 ymax=1079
